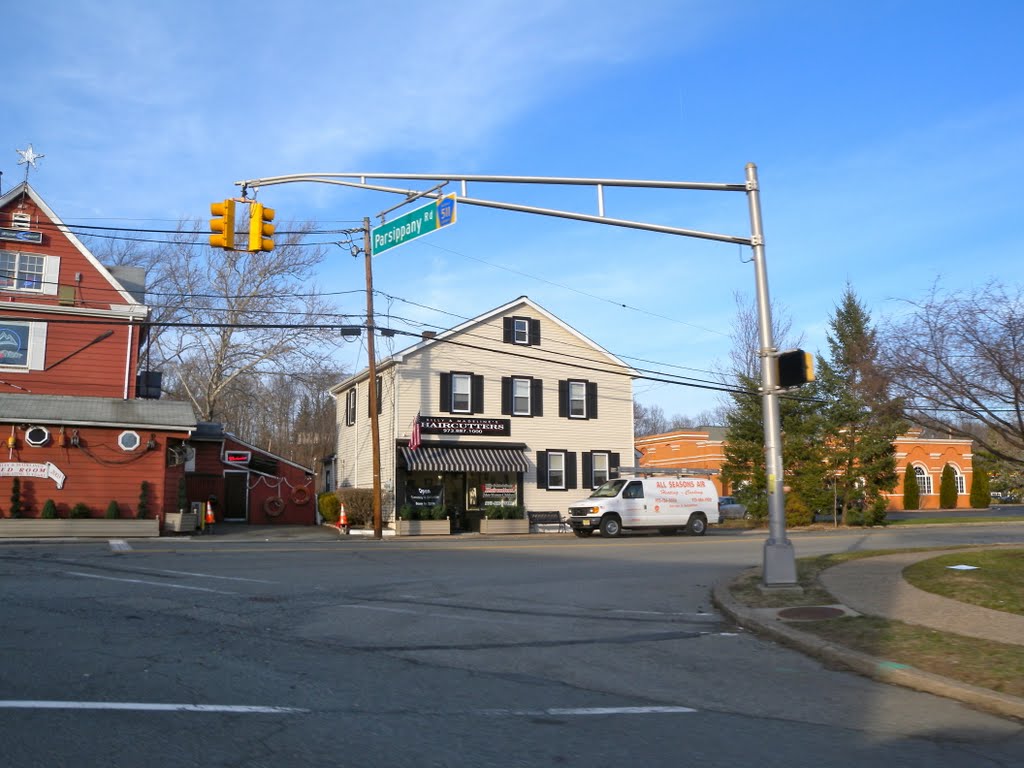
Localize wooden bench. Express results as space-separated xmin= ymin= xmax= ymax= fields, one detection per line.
xmin=527 ymin=510 xmax=567 ymax=532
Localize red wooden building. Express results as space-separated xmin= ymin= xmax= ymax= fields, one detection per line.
xmin=0 ymin=182 xmax=313 ymax=527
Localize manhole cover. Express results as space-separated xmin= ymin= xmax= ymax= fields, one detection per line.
xmin=777 ymin=606 xmax=846 ymax=620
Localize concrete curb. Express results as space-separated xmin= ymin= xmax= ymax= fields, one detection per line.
xmin=712 ymin=572 xmax=1024 ymax=723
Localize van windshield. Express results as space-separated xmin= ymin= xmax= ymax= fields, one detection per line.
xmin=589 ymin=479 xmax=628 ymax=498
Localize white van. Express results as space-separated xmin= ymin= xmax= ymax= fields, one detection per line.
xmin=567 ymin=476 xmax=719 ymax=538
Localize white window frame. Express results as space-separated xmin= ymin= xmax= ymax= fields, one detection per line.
xmin=952 ymin=466 xmax=965 ymax=495
xmin=568 ymin=380 xmax=587 ymax=418
xmin=0 ymin=252 xmax=59 ymax=295
xmin=0 ymin=320 xmax=47 ymax=371
xmin=513 ymin=318 xmax=529 ymax=344
xmin=451 ymin=373 xmax=471 ymax=413
xmin=547 ymin=451 xmax=566 ymax=490
xmin=512 ymin=377 xmax=531 ymax=415
xmin=118 ymin=430 xmax=141 ymax=452
xmin=25 ymin=426 xmax=51 ymax=447
xmin=345 ymin=389 xmax=357 ymax=425
xmin=592 ymin=452 xmax=609 ymax=488
xmin=914 ymin=465 xmax=933 ymax=495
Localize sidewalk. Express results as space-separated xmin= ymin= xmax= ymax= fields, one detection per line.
xmin=713 ymin=546 xmax=1024 ymax=722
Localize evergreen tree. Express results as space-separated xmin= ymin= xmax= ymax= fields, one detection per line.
xmin=815 ymin=285 xmax=904 ymax=525
xmin=939 ymin=464 xmax=958 ymax=509
xmin=902 ymin=465 xmax=920 ymax=511
xmin=969 ymin=462 xmax=990 ymax=509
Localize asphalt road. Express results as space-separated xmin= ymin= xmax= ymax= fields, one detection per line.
xmin=1 ymin=523 xmax=1022 ymax=767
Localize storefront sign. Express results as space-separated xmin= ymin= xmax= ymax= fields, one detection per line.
xmin=0 ymin=461 xmax=66 ymax=489
xmin=0 ymin=227 xmax=43 ymax=244
xmin=482 ymin=483 xmax=517 ymax=508
xmin=419 ymin=416 xmax=510 ymax=436
xmin=408 ymin=485 xmax=443 ymax=509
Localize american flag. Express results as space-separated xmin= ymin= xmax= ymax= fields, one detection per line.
xmin=409 ymin=412 xmax=421 ymax=451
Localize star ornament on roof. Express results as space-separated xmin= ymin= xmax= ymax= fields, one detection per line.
xmin=16 ymin=144 xmax=44 ymax=181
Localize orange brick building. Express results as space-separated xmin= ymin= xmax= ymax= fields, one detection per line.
xmin=635 ymin=427 xmax=975 ymax=511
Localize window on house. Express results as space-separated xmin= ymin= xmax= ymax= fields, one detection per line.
xmin=953 ymin=467 xmax=965 ymax=495
xmin=547 ymin=452 xmax=565 ymax=489
xmin=0 ymin=321 xmax=46 ymax=370
xmin=592 ymin=452 xmax=609 ymax=487
xmin=345 ymin=388 xmax=357 ymax=426
xmin=440 ymin=372 xmax=484 ymax=414
xmin=582 ymin=451 xmax=620 ymax=488
xmin=366 ymin=375 xmax=382 ymax=417
xmin=914 ymin=465 xmax=932 ymax=495
xmin=452 ymin=373 xmax=471 ymax=413
xmin=501 ymin=376 xmax=543 ymax=417
xmin=0 ymin=252 xmax=43 ymax=291
xmin=503 ymin=316 xmax=541 ymax=346
xmin=559 ymin=379 xmax=598 ymax=420
xmin=118 ymin=430 xmax=141 ymax=452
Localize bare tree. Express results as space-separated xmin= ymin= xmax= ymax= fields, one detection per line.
xmin=882 ymin=280 xmax=1024 ymax=465
xmin=724 ymin=290 xmax=802 ymax=381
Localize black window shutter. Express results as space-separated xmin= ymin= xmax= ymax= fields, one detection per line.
xmin=566 ymin=452 xmax=578 ymax=489
xmin=529 ymin=318 xmax=541 ymax=346
xmin=471 ymin=374 xmax=484 ymax=414
xmin=501 ymin=377 xmax=512 ymax=415
xmin=367 ymin=376 xmax=382 ymax=417
xmin=439 ymin=373 xmax=452 ymax=413
xmin=582 ymin=452 xmax=592 ymax=487
xmin=531 ymin=378 xmax=543 ymax=417
xmin=536 ymin=451 xmax=548 ymax=488
xmin=558 ymin=380 xmax=568 ymax=418
xmin=587 ymin=381 xmax=598 ymax=419
xmin=503 ymin=317 xmax=513 ymax=343
xmin=610 ymin=452 xmax=621 ymax=478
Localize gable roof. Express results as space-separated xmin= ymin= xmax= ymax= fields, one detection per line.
xmin=0 ymin=182 xmax=146 ymax=310
xmin=330 ymin=296 xmax=636 ymax=392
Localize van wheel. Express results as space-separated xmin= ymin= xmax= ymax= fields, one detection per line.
xmin=573 ymin=529 xmax=594 ymax=538
xmin=687 ymin=514 xmax=707 ymax=536
xmin=599 ymin=515 xmax=622 ymax=538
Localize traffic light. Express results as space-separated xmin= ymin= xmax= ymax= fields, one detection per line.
xmin=777 ymin=349 xmax=815 ymax=388
xmin=209 ymin=199 xmax=236 ymax=250
xmin=248 ymin=202 xmax=275 ymax=252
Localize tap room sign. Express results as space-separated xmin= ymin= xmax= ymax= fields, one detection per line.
xmin=419 ymin=416 xmax=510 ymax=437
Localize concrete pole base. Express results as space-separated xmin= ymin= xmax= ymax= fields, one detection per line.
xmin=762 ymin=539 xmax=799 ymax=589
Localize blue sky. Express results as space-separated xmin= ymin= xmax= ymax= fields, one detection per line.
xmin=4 ymin=0 xmax=1022 ymax=420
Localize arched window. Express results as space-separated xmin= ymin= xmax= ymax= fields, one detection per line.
xmin=914 ymin=465 xmax=932 ymax=495
xmin=951 ymin=465 xmax=965 ymax=494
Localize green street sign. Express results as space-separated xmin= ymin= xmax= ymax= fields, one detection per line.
xmin=371 ymin=194 xmax=457 ymax=256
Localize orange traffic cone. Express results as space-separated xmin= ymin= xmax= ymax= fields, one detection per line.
xmin=204 ymin=500 xmax=216 ymax=532
xmin=338 ymin=504 xmax=349 ymax=534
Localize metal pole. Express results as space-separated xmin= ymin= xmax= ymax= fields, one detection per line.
xmin=363 ymin=218 xmax=383 ymax=540
xmin=745 ymin=163 xmax=797 ymax=587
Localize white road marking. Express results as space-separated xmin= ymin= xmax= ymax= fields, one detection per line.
xmin=484 ymin=706 xmax=698 ymax=716
xmin=337 ymin=604 xmax=523 ymax=625
xmin=66 ymin=571 xmax=236 ymax=595
xmin=0 ymin=700 xmax=307 ymax=714
xmin=108 ymin=540 xmax=132 ymax=552
xmin=135 ymin=567 xmax=276 ymax=584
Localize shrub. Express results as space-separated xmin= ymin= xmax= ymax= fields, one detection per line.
xmin=71 ymin=503 xmax=92 ymax=519
xmin=902 ymin=465 xmax=920 ymax=511
xmin=9 ymin=477 xmax=22 ymax=519
xmin=138 ymin=481 xmax=151 ymax=519
xmin=970 ymin=465 xmax=990 ymax=509
xmin=398 ymin=505 xmax=417 ymax=521
xmin=105 ymin=500 xmax=121 ymax=519
xmin=41 ymin=499 xmax=59 ymax=519
xmin=939 ymin=464 xmax=958 ymax=509
xmin=784 ymin=493 xmax=814 ymax=527
xmin=318 ymin=492 xmax=341 ymax=524
xmin=336 ymin=487 xmax=389 ymax=528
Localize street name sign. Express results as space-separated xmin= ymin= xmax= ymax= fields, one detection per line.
xmin=370 ymin=194 xmax=457 ymax=256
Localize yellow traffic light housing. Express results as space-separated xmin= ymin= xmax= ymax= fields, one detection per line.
xmin=777 ymin=349 xmax=815 ymax=389
xmin=248 ymin=202 xmax=276 ymax=252
xmin=209 ymin=199 xmax=236 ymax=250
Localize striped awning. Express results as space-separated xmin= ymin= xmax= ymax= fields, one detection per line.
xmin=399 ymin=446 xmax=529 ymax=473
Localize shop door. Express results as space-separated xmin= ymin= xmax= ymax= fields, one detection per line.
xmin=223 ymin=471 xmax=248 ymax=521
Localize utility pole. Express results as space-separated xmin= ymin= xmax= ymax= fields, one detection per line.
xmin=363 ymin=218 xmax=383 ymax=539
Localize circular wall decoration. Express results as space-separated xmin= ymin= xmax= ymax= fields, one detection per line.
xmin=118 ymin=430 xmax=141 ymax=452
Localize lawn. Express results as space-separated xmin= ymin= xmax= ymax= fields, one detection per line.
xmin=726 ymin=548 xmax=1024 ymax=698
xmin=903 ymin=548 xmax=1024 ymax=615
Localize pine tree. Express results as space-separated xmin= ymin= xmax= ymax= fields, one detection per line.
xmin=939 ymin=464 xmax=958 ymax=509
xmin=902 ymin=465 xmax=920 ymax=511
xmin=816 ymin=285 xmax=905 ymax=525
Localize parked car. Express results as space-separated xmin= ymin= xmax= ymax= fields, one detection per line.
xmin=718 ymin=496 xmax=749 ymax=519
